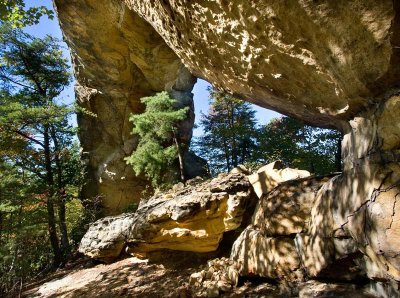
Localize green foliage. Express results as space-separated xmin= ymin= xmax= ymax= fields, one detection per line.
xmin=193 ymin=88 xmax=259 ymax=175
xmin=0 ymin=25 xmax=85 ymax=294
xmin=125 ymin=91 xmax=189 ymax=188
xmin=258 ymin=116 xmax=342 ymax=174
xmin=193 ymin=89 xmax=342 ymax=176
xmin=0 ymin=161 xmax=51 ymax=293
xmin=0 ymin=0 xmax=54 ymax=27
xmin=0 ymin=156 xmax=84 ymax=295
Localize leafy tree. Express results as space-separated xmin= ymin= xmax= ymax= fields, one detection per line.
xmin=0 ymin=25 xmax=75 ymax=268
xmin=258 ymin=116 xmax=342 ymax=174
xmin=125 ymin=91 xmax=189 ymax=188
xmin=0 ymin=146 xmax=83 ymax=295
xmin=193 ymin=88 xmax=259 ymax=175
xmin=0 ymin=158 xmax=50 ymax=294
xmin=0 ymin=0 xmax=53 ymax=27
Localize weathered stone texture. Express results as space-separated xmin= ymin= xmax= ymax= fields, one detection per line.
xmin=252 ymin=175 xmax=329 ymax=235
xmin=54 ymin=0 xmax=400 ymax=216
xmin=125 ymin=0 xmax=399 ymax=128
xmin=247 ymin=160 xmax=310 ymax=198
xmin=54 ymin=0 xmax=196 ymax=214
xmin=232 ymin=163 xmax=400 ymax=283
xmin=231 ymin=175 xmax=333 ymax=280
xmin=231 ymin=227 xmax=302 ymax=280
xmin=306 ymin=163 xmax=400 ymax=281
xmin=79 ymin=173 xmax=256 ymax=261
xmin=55 ymin=0 xmax=400 ymax=292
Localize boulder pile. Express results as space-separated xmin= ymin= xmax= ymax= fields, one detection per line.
xmin=78 ymin=161 xmax=400 ymax=297
xmin=188 ymin=257 xmax=239 ymax=298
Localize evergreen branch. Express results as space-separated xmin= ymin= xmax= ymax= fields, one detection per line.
xmin=0 ymin=73 xmax=36 ymax=91
xmin=16 ymin=43 xmax=47 ymax=95
xmin=13 ymin=129 xmax=45 ymax=148
xmin=15 ymin=160 xmax=45 ymax=181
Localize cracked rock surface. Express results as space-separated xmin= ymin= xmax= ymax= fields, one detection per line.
xmin=54 ymin=0 xmax=400 ymax=215
xmin=79 ymin=173 xmax=256 ymax=261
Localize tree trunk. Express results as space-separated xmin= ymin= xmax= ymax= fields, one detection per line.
xmin=222 ymin=138 xmax=231 ymax=172
xmin=44 ymin=125 xmax=62 ymax=267
xmin=51 ymin=127 xmax=69 ymax=258
xmin=229 ymin=103 xmax=238 ymax=168
xmin=0 ymin=212 xmax=3 ymax=243
xmin=335 ymin=133 xmax=343 ymax=172
xmin=57 ymin=193 xmax=69 ymax=258
xmin=172 ymin=128 xmax=185 ymax=182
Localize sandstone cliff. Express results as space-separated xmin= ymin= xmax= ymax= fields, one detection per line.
xmin=53 ymin=1 xmax=400 ymax=296
xmin=54 ymin=0 xmax=197 ymax=213
xmin=54 ymin=0 xmax=400 ymax=213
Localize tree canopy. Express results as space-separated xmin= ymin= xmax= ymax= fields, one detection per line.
xmin=125 ymin=91 xmax=189 ymax=188
xmin=193 ymin=88 xmax=259 ymax=175
xmin=0 ymin=25 xmax=84 ymax=293
xmin=0 ymin=0 xmax=53 ymax=27
xmin=193 ymin=88 xmax=342 ymax=176
xmin=258 ymin=116 xmax=342 ymax=174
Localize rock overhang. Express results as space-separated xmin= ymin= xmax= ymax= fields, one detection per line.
xmin=125 ymin=0 xmax=399 ymax=129
xmin=54 ymin=0 xmax=400 ymax=215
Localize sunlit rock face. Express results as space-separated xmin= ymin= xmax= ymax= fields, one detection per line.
xmin=54 ymin=0 xmax=400 ymax=214
xmin=231 ymin=175 xmax=336 ymax=280
xmin=305 ymin=162 xmax=400 ymax=281
xmin=125 ymin=0 xmax=399 ymax=129
xmin=56 ymin=0 xmax=400 ymax=290
xmin=54 ymin=0 xmax=196 ymax=214
xmin=78 ymin=173 xmax=256 ymax=262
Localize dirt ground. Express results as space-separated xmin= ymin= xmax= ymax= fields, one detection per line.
xmin=21 ymin=255 xmax=289 ymax=298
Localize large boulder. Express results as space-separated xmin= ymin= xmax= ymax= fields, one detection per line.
xmin=302 ymin=162 xmax=400 ymax=282
xmin=231 ymin=162 xmax=400 ymax=287
xmin=79 ymin=173 xmax=256 ymax=261
xmin=231 ymin=175 xmax=332 ymax=279
xmin=247 ymin=160 xmax=310 ymax=198
xmin=231 ymin=227 xmax=302 ymax=280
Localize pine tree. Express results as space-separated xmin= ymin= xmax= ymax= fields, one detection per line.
xmin=0 ymin=25 xmax=75 ymax=267
xmin=125 ymin=91 xmax=189 ymax=188
xmin=258 ymin=116 xmax=342 ymax=174
xmin=194 ymin=88 xmax=259 ymax=175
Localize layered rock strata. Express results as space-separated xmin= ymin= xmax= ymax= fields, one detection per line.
xmin=79 ymin=173 xmax=256 ymax=262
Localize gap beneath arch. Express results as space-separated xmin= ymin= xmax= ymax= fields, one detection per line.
xmin=192 ymin=79 xmax=282 ymax=138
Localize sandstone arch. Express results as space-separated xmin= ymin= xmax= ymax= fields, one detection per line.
xmin=55 ymin=0 xmax=400 ymax=286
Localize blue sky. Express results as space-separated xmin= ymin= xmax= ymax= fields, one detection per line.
xmin=192 ymin=80 xmax=281 ymax=136
xmin=24 ymin=0 xmax=281 ymax=136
